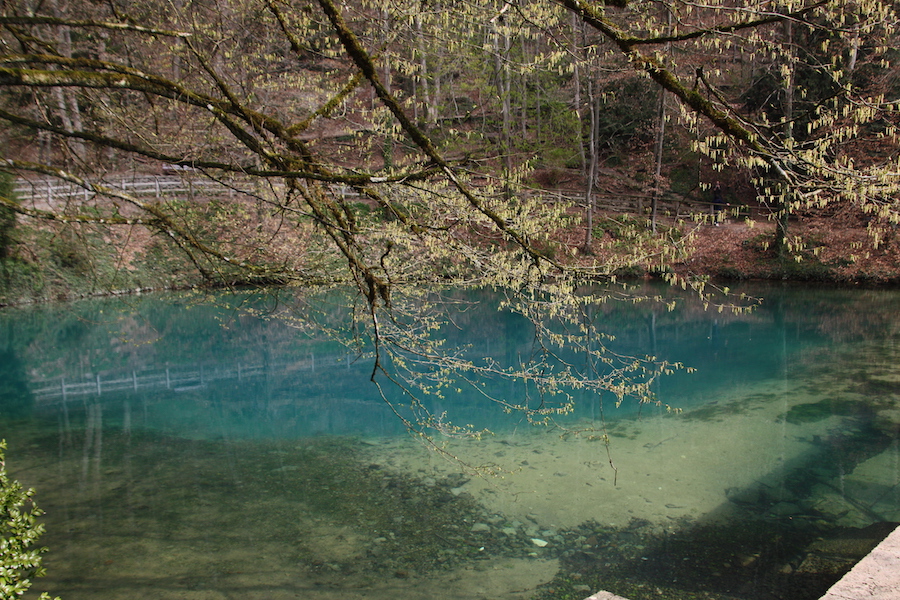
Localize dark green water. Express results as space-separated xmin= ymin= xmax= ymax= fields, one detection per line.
xmin=1 ymin=283 xmax=898 ymax=600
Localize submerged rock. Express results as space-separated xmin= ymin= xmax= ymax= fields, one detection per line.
xmin=770 ymin=502 xmax=801 ymax=516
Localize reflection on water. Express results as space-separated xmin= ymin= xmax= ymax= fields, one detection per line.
xmin=0 ymin=283 xmax=899 ymax=600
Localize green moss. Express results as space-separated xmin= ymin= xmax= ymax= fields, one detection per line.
xmin=781 ymin=397 xmax=864 ymax=424
xmin=680 ymin=402 xmax=743 ymax=422
xmin=681 ymin=394 xmax=776 ymax=422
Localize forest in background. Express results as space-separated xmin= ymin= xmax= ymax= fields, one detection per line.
xmin=0 ymin=0 xmax=899 ymax=304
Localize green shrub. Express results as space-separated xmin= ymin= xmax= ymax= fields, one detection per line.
xmin=0 ymin=440 xmax=61 ymax=600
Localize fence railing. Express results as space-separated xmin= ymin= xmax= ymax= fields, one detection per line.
xmin=13 ymin=175 xmax=753 ymax=220
xmin=535 ymin=189 xmax=758 ymax=220
xmin=12 ymin=175 xmax=372 ymax=206
xmin=13 ymin=175 xmax=232 ymax=204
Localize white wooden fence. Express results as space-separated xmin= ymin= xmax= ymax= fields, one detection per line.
xmin=13 ymin=175 xmax=233 ymax=205
xmin=11 ymin=176 xmax=373 ymax=209
xmin=11 ymin=175 xmax=736 ymax=219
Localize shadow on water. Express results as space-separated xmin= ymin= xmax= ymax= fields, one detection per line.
xmin=533 ymin=410 xmax=899 ymax=600
xmin=0 ymin=349 xmax=32 ymax=418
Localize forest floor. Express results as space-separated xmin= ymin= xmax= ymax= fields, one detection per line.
xmin=673 ymin=214 xmax=900 ymax=284
xmin=532 ymin=161 xmax=900 ymax=286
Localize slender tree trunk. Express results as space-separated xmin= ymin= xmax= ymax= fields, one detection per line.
xmin=650 ymin=7 xmax=672 ymax=233
xmin=520 ymin=38 xmax=528 ymax=140
xmin=434 ymin=45 xmax=443 ymax=121
xmin=501 ymin=31 xmax=512 ymax=185
xmin=415 ymin=13 xmax=432 ymax=124
xmin=583 ymin=79 xmax=599 ymax=253
xmin=492 ymin=10 xmax=513 ymax=197
xmin=776 ymin=14 xmax=795 ymax=257
xmin=381 ymin=9 xmax=394 ymax=169
xmin=47 ymin=0 xmax=85 ymax=163
xmin=651 ymin=87 xmax=665 ymax=233
xmin=847 ymin=19 xmax=861 ymax=77
xmin=571 ymin=14 xmax=586 ymax=171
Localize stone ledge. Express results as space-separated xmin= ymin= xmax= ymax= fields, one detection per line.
xmin=819 ymin=523 xmax=900 ymax=600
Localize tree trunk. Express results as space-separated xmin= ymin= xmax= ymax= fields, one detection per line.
xmin=381 ymin=9 xmax=394 ymax=170
xmin=650 ymin=8 xmax=672 ymax=234
xmin=583 ymin=79 xmax=599 ymax=253
xmin=651 ymin=86 xmax=665 ymax=233
xmin=571 ymin=14 xmax=586 ymax=171
xmin=415 ymin=13 xmax=432 ymax=124
xmin=775 ymin=14 xmax=794 ymax=257
xmin=520 ymin=37 xmax=528 ymax=140
xmin=47 ymin=0 xmax=86 ymax=163
xmin=492 ymin=10 xmax=513 ymax=197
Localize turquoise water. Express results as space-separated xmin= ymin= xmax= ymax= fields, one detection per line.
xmin=1 ymin=283 xmax=898 ymax=600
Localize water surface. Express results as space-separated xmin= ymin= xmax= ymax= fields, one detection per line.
xmin=1 ymin=283 xmax=898 ymax=600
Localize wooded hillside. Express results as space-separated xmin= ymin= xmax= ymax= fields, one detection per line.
xmin=1 ymin=0 xmax=899 ymax=302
